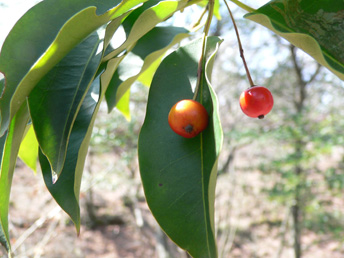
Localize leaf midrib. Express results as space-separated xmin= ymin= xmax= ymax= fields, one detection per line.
xmin=200 ymin=47 xmax=212 ymax=257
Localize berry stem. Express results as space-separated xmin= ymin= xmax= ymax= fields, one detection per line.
xmin=224 ymin=0 xmax=255 ymax=87
xmin=193 ymin=0 xmax=214 ymax=101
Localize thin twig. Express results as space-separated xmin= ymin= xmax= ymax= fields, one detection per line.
xmin=33 ymin=218 xmax=59 ymax=258
xmin=224 ymin=0 xmax=255 ymax=87
xmin=192 ymin=6 xmax=208 ymax=29
xmin=308 ymin=63 xmax=321 ymax=84
xmin=12 ymin=206 xmax=62 ymax=253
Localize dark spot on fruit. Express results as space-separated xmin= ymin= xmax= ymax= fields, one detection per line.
xmin=258 ymin=115 xmax=265 ymax=119
xmin=184 ymin=124 xmax=193 ymax=133
xmin=158 ymin=183 xmax=163 ymax=187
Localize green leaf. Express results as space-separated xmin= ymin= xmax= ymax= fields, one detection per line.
xmin=18 ymin=125 xmax=38 ymax=173
xmin=0 ymin=103 xmax=30 ymax=254
xmin=0 ymin=0 xmax=147 ymax=135
xmin=39 ymin=78 xmax=99 ymax=232
xmin=138 ymin=36 xmax=223 ymax=258
xmin=245 ymin=0 xmax=344 ymax=80
xmin=116 ymin=88 xmax=131 ymax=121
xmin=121 ymin=0 xmax=163 ymax=33
xmin=103 ymin=0 xmax=191 ymax=61
xmin=0 ymin=225 xmax=8 ymax=256
xmin=136 ymin=27 xmax=189 ymax=86
xmin=103 ymin=0 xmax=192 ymax=119
xmin=28 ymin=32 xmax=102 ymax=177
xmin=39 ymin=29 xmax=127 ymax=230
xmin=0 ymin=78 xmax=4 ymax=95
xmin=105 ymin=26 xmax=190 ymax=118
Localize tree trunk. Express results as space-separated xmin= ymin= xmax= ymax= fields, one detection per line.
xmin=292 ymin=186 xmax=301 ymax=258
xmin=292 ymin=140 xmax=303 ymax=258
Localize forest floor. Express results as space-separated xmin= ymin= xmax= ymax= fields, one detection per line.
xmin=1 ymin=148 xmax=344 ymax=258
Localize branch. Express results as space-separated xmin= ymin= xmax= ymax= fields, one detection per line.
xmin=12 ymin=206 xmax=62 ymax=252
xmin=290 ymin=45 xmax=307 ymax=112
xmin=307 ymin=63 xmax=322 ymax=84
xmin=191 ymin=6 xmax=207 ymax=29
xmin=290 ymin=45 xmax=305 ymax=86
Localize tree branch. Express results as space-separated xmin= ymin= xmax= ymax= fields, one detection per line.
xmin=307 ymin=63 xmax=322 ymax=84
xmin=290 ymin=45 xmax=307 ymax=112
xmin=290 ymin=45 xmax=305 ymax=86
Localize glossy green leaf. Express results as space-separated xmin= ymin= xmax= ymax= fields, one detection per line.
xmin=121 ymin=0 xmax=163 ymax=34
xmin=39 ymin=78 xmax=99 ymax=232
xmin=116 ymin=88 xmax=131 ymax=121
xmin=28 ymin=32 xmax=102 ymax=178
xmin=245 ymin=0 xmax=344 ymax=80
xmin=46 ymin=57 xmax=128 ymax=230
xmin=0 ymin=103 xmax=30 ymax=254
xmin=39 ymin=25 xmax=127 ymax=230
xmin=0 ymin=225 xmax=8 ymax=256
xmin=18 ymin=125 xmax=38 ymax=173
xmin=103 ymin=0 xmax=192 ymax=119
xmin=0 ymin=0 xmax=147 ymax=136
xmin=103 ymin=0 xmax=191 ymax=61
xmin=34 ymin=13 xmax=125 ymax=226
xmin=138 ymin=36 xmax=223 ymax=258
xmin=105 ymin=26 xmax=190 ymax=118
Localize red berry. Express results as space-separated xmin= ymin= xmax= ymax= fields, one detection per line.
xmin=239 ymin=86 xmax=274 ymax=119
xmin=168 ymin=99 xmax=208 ymax=138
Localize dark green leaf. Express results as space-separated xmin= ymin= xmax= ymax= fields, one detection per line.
xmin=45 ymin=57 xmax=128 ymax=231
xmin=0 ymin=78 xmax=4 ymax=97
xmin=103 ymin=0 xmax=191 ymax=61
xmin=0 ymin=0 xmax=147 ymax=135
xmin=121 ymin=0 xmax=162 ymax=34
xmin=0 ymin=103 xmax=30 ymax=253
xmin=38 ymin=18 xmax=126 ymax=229
xmin=39 ymin=78 xmax=99 ymax=232
xmin=102 ymin=0 xmax=193 ymax=119
xmin=28 ymin=32 xmax=102 ymax=177
xmin=246 ymin=0 xmax=344 ymax=80
xmin=105 ymin=26 xmax=189 ymax=117
xmin=138 ymin=36 xmax=223 ymax=258
xmin=132 ymin=26 xmax=189 ymax=60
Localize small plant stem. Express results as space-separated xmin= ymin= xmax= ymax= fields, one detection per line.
xmin=203 ymin=1 xmax=214 ymax=37
xmin=193 ymin=0 xmax=214 ymax=101
xmin=192 ymin=6 xmax=207 ymax=29
xmin=224 ymin=0 xmax=255 ymax=87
